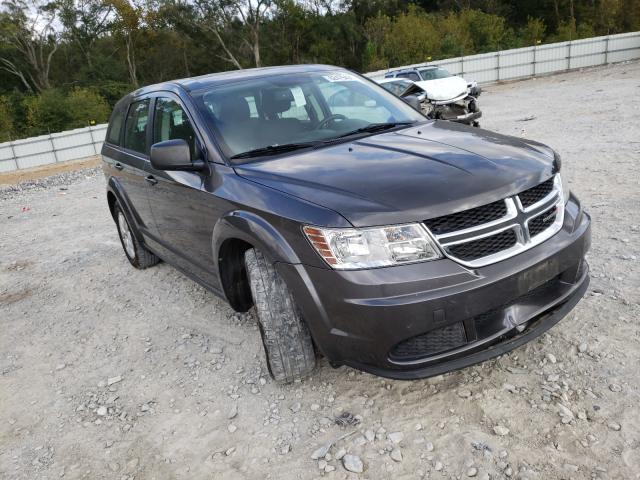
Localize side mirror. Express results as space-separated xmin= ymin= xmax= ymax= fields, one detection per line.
xmin=150 ymin=139 xmax=205 ymax=171
xmin=402 ymin=95 xmax=422 ymax=111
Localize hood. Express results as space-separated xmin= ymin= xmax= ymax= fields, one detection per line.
xmin=233 ymin=121 xmax=557 ymax=227
xmin=414 ymin=76 xmax=469 ymax=101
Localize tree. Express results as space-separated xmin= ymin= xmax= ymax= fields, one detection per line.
xmin=520 ymin=16 xmax=546 ymax=46
xmin=59 ymin=0 xmax=113 ymax=72
xmin=193 ymin=0 xmax=244 ymax=69
xmin=0 ymin=96 xmax=15 ymax=141
xmin=0 ymin=0 xmax=60 ymax=92
xmin=105 ymin=0 xmax=143 ymax=86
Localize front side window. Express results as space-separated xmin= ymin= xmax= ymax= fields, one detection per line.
xmin=197 ymin=70 xmax=424 ymax=160
xmin=153 ymin=98 xmax=198 ymax=159
xmin=124 ymin=99 xmax=150 ymax=154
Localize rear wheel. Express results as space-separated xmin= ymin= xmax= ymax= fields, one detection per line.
xmin=244 ymin=248 xmax=316 ymax=383
xmin=114 ymin=203 xmax=159 ymax=269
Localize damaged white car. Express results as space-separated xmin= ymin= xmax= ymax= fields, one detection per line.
xmin=379 ymin=66 xmax=482 ymax=126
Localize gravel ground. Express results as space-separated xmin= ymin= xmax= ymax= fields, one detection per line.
xmin=1 ymin=61 xmax=639 ymax=480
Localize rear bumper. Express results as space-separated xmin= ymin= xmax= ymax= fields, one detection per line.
xmin=277 ymin=195 xmax=591 ymax=380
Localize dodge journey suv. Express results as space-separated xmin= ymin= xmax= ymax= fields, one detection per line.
xmin=102 ymin=65 xmax=591 ymax=383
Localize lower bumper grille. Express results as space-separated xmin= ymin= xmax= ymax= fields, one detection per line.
xmin=388 ymin=261 xmax=585 ymax=363
xmin=389 ymin=322 xmax=466 ymax=361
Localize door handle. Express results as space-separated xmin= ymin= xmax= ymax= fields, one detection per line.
xmin=145 ymin=175 xmax=158 ymax=185
xmin=114 ymin=162 xmax=124 ymax=170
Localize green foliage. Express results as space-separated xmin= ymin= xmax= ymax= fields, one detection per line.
xmin=0 ymin=96 xmax=15 ymax=142
xmin=66 ymin=88 xmax=111 ymax=127
xmin=519 ymin=17 xmax=546 ymax=46
xmin=24 ymin=88 xmax=110 ymax=136
xmin=1 ymin=0 xmax=639 ymax=139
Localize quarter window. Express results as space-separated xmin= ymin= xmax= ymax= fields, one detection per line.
xmin=124 ymin=99 xmax=150 ymax=154
xmin=153 ymin=98 xmax=198 ymax=160
xmin=106 ymin=104 xmax=125 ymax=146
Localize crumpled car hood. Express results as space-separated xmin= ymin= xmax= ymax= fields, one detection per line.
xmin=234 ymin=121 xmax=557 ymax=227
xmin=414 ymin=76 xmax=469 ymax=101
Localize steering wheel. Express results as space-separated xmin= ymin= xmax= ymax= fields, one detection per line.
xmin=316 ymin=114 xmax=347 ymax=130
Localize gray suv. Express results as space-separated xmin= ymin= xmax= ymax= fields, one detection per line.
xmin=102 ymin=65 xmax=590 ymax=383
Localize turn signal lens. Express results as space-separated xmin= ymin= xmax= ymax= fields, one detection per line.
xmin=303 ymin=223 xmax=441 ymax=270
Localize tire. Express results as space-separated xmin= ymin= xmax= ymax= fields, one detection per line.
xmin=114 ymin=203 xmax=159 ymax=269
xmin=244 ymin=248 xmax=316 ymax=383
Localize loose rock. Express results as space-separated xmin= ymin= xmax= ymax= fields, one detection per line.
xmin=342 ymin=454 xmax=364 ymax=473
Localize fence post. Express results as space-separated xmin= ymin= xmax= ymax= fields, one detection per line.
xmin=496 ymin=51 xmax=500 ymax=82
xmin=9 ymin=139 xmax=19 ymax=171
xmin=604 ymin=35 xmax=609 ymax=64
xmin=88 ymin=126 xmax=98 ymax=155
xmin=460 ymin=56 xmax=464 ymax=76
xmin=49 ymin=132 xmax=60 ymax=163
xmin=567 ymin=41 xmax=572 ymax=71
xmin=532 ymin=45 xmax=537 ymax=76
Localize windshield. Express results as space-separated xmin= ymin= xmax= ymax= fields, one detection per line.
xmin=380 ymin=79 xmax=413 ymax=96
xmin=195 ymin=70 xmax=424 ymax=160
xmin=419 ymin=67 xmax=452 ymax=81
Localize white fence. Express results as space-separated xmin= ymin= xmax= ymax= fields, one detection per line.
xmin=1 ymin=31 xmax=639 ymax=174
xmin=366 ymin=31 xmax=640 ymax=82
xmin=0 ymin=124 xmax=107 ymax=173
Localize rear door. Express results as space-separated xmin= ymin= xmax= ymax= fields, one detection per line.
xmin=103 ymin=97 xmax=156 ymax=237
xmin=145 ymin=93 xmax=222 ymax=288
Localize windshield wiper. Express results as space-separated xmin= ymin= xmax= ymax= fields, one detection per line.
xmin=336 ymin=121 xmax=416 ymax=139
xmin=230 ymin=142 xmax=318 ymax=160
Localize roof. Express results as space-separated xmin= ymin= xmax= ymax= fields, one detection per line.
xmin=131 ymin=64 xmax=343 ymax=97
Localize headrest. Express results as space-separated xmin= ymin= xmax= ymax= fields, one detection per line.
xmin=262 ymin=88 xmax=293 ymax=116
xmin=218 ymin=96 xmax=250 ymax=123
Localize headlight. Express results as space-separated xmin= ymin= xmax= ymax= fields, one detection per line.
xmin=303 ymin=223 xmax=442 ymax=270
xmin=553 ymin=151 xmax=570 ymax=204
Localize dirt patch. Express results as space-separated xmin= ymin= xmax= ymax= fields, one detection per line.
xmin=0 ymin=288 xmax=33 ymax=305
xmin=0 ymin=156 xmax=101 ymax=186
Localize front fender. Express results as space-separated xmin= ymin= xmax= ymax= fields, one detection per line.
xmin=212 ymin=210 xmax=302 ymax=268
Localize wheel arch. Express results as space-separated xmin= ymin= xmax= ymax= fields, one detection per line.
xmin=213 ymin=210 xmax=302 ymax=312
xmin=106 ymin=177 xmax=144 ymax=243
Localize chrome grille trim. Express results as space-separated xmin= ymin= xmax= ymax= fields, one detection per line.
xmin=425 ymin=175 xmax=564 ymax=268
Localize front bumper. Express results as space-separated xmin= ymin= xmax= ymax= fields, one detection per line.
xmin=278 ymin=195 xmax=591 ymax=380
xmin=429 ymin=95 xmax=482 ymax=125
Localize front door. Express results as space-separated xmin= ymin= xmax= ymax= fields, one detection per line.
xmin=144 ymin=95 xmax=223 ymax=290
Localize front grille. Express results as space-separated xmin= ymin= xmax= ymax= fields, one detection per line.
xmin=529 ymin=207 xmax=557 ymax=237
xmin=424 ymin=176 xmax=563 ymax=267
xmin=518 ymin=178 xmax=554 ymax=208
xmin=425 ymin=200 xmax=507 ymax=235
xmin=447 ymin=228 xmax=518 ymax=261
xmin=390 ymin=322 xmax=466 ymax=360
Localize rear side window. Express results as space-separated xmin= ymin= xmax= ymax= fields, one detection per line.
xmin=397 ymin=72 xmax=420 ymax=81
xmin=124 ymin=99 xmax=150 ymax=154
xmin=106 ymin=105 xmax=125 ymax=146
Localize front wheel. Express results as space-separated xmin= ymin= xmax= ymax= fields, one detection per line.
xmin=244 ymin=248 xmax=316 ymax=383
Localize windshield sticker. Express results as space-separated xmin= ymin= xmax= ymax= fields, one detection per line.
xmin=323 ymin=72 xmax=359 ymax=82
xmin=290 ymin=86 xmax=306 ymax=107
